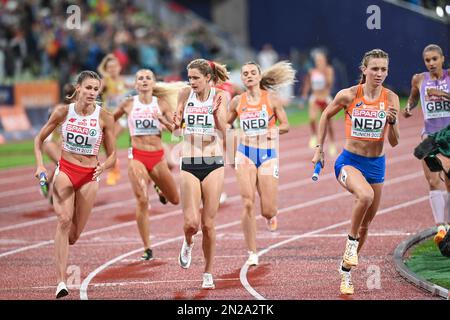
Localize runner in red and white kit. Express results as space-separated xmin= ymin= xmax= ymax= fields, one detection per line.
xmin=34 ymin=71 xmax=116 ymax=299
xmin=113 ymin=69 xmax=180 ymax=261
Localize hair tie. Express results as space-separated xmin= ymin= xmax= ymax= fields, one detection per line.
xmin=208 ymin=60 xmax=216 ymax=72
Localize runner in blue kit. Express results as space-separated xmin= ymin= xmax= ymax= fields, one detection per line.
xmin=312 ymin=49 xmax=400 ymax=295
xmin=227 ymin=61 xmax=295 ymax=267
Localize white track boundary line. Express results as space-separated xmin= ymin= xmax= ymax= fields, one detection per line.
xmin=239 ymin=196 xmax=429 ymax=300
xmin=79 ymin=171 xmax=424 ymax=300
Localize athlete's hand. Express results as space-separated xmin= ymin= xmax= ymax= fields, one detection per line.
xmin=311 ymin=146 xmax=325 ymax=169
xmin=34 ymin=166 xmax=47 ymax=179
xmin=386 ymin=106 xmax=398 ymax=124
xmin=403 ymin=105 xmax=413 ymax=118
xmin=212 ymin=95 xmax=222 ymax=115
xmin=93 ymin=162 xmax=104 ymax=180
xmin=426 ymin=88 xmax=443 ymax=98
xmin=172 ymin=113 xmax=182 ymax=129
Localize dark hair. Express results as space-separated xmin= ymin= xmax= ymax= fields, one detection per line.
xmin=423 ymin=44 xmax=443 ymax=57
xmin=359 ymin=49 xmax=389 ymax=84
xmin=63 ymin=83 xmax=76 ymax=104
xmin=75 ymin=70 xmax=101 ymax=86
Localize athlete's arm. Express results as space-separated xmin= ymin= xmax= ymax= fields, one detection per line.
xmin=227 ymin=95 xmax=240 ymax=125
xmin=34 ymin=105 xmax=68 ymax=178
xmin=113 ymin=98 xmax=131 ymax=122
xmin=157 ymin=98 xmax=175 ymax=132
xmin=269 ymin=91 xmax=289 ymax=135
xmin=312 ymin=88 xmax=353 ymax=167
xmin=301 ymin=71 xmax=311 ymax=100
xmin=386 ymin=90 xmax=400 ymax=147
xmin=95 ymin=109 xmax=117 ymax=180
xmin=403 ymin=73 xmax=422 ymax=118
xmin=326 ymin=66 xmax=335 ymax=92
xmin=173 ymin=87 xmax=190 ymax=135
xmin=212 ymin=90 xmax=228 ymax=138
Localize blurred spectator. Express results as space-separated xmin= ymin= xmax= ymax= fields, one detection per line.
xmin=257 ymin=43 xmax=279 ymax=71
xmin=0 ymin=0 xmax=232 ymax=88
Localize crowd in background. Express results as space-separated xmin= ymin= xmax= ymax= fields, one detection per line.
xmin=0 ymin=0 xmax=225 ymax=86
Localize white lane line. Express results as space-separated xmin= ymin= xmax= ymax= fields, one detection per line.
xmin=79 ymin=171 xmax=424 ymax=300
xmin=0 ymin=132 xmax=311 ymax=187
xmin=0 ymin=128 xmax=421 ymax=201
xmin=239 ymin=196 xmax=429 ymax=300
xmin=0 ymin=155 xmax=422 ymax=258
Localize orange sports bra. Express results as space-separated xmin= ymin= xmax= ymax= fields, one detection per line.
xmin=345 ymin=84 xmax=389 ymax=141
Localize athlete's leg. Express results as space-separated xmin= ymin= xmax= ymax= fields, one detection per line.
xmin=357 ymin=183 xmax=383 ymax=253
xmin=149 ymin=159 xmax=180 ymax=205
xmin=180 ymin=171 xmax=202 ymax=245
xmin=52 ymin=171 xmax=75 ymax=284
xmin=235 ymin=152 xmax=258 ymax=253
xmin=200 ymin=166 xmax=224 ymax=273
xmin=69 ymin=180 xmax=99 ymax=245
xmin=257 ymin=158 xmax=278 ymax=221
xmin=128 ymin=159 xmax=152 ymax=250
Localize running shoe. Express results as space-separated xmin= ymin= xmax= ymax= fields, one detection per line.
xmin=434 ymin=228 xmax=447 ymax=246
xmin=179 ymin=238 xmax=194 ymax=269
xmin=141 ymin=248 xmax=154 ymax=261
xmin=55 ymin=281 xmax=69 ymax=299
xmin=338 ymin=261 xmax=354 ymax=295
xmin=343 ymin=237 xmax=359 ymax=267
xmin=246 ymin=251 xmax=259 ymax=266
xmin=201 ymin=273 xmax=215 ymax=289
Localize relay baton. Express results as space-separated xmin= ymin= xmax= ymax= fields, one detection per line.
xmin=39 ymin=172 xmax=49 ymax=198
xmin=311 ymin=162 xmax=322 ymax=181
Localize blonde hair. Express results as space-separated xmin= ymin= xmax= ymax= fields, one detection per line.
xmin=97 ymin=53 xmax=119 ymax=76
xmin=359 ymin=49 xmax=389 ymax=84
xmin=187 ymin=59 xmax=229 ymax=85
xmin=243 ymin=60 xmax=296 ymax=90
xmin=136 ymin=69 xmax=188 ymax=112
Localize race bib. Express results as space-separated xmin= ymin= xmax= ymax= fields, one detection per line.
xmin=351 ymin=108 xmax=387 ymax=139
xmin=240 ymin=105 xmax=269 ymax=136
xmin=184 ymin=105 xmax=216 ymax=135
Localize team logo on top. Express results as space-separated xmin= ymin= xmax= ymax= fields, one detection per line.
xmin=89 ymin=129 xmax=97 ymax=136
xmin=355 ymin=101 xmax=363 ymax=108
xmin=78 ymin=119 xmax=87 ymax=126
xmin=68 ymin=118 xmax=77 ymax=123
xmin=378 ymin=111 xmax=386 ymax=119
xmin=90 ymin=119 xmax=97 ymax=127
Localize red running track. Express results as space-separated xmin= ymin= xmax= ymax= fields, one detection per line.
xmin=0 ymin=115 xmax=440 ymax=300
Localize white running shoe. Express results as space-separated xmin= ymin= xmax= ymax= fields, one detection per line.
xmin=343 ymin=238 xmax=359 ymax=267
xmin=55 ymin=281 xmax=68 ymax=299
xmin=201 ymin=273 xmax=215 ymax=289
xmin=178 ymin=238 xmax=194 ymax=269
xmin=246 ymin=251 xmax=259 ymax=266
xmin=338 ymin=264 xmax=354 ymax=295
xmin=219 ymin=192 xmax=228 ymax=205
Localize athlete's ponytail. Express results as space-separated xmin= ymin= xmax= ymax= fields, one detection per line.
xmin=242 ymin=61 xmax=296 ymax=91
xmin=187 ymin=59 xmax=229 ymax=85
xmin=359 ymin=49 xmax=389 ymax=84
